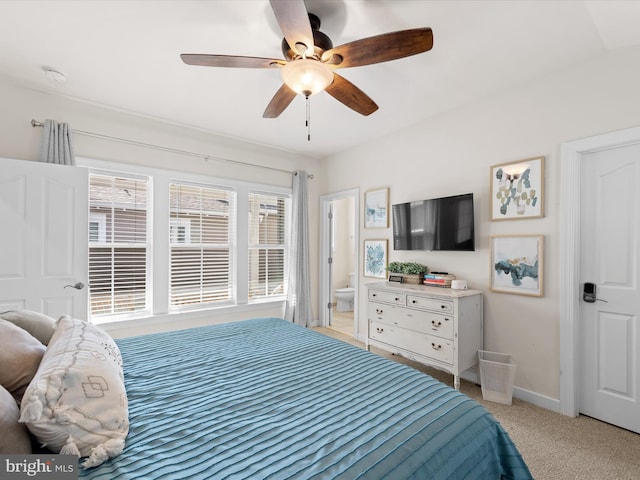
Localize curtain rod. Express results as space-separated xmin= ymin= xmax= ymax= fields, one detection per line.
xmin=31 ymin=119 xmax=313 ymax=178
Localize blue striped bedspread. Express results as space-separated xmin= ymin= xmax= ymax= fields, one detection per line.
xmin=80 ymin=318 xmax=532 ymax=479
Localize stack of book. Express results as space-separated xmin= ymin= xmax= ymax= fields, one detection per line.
xmin=423 ymin=273 xmax=456 ymax=288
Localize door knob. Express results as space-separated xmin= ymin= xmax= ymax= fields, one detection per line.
xmin=64 ymin=282 xmax=85 ymax=290
xmin=583 ymin=282 xmax=607 ymax=303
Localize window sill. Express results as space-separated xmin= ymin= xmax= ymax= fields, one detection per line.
xmin=97 ymin=300 xmax=286 ymax=338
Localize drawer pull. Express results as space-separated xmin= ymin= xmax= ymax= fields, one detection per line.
xmin=441 ymin=305 xmax=447 ymax=309
xmin=411 ymin=299 xmax=417 ymax=304
xmin=372 ymin=293 xmax=377 ymax=297
xmin=395 ymin=297 xmax=400 ymax=301
xmin=431 ymin=320 xmax=442 ymax=327
xmin=431 ymin=343 xmax=442 ymax=350
xmin=376 ymin=308 xmax=384 ymax=314
xmin=376 ymin=327 xmax=384 ymax=333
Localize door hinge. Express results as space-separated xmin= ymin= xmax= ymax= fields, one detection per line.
xmin=327 ymin=302 xmax=333 ymax=309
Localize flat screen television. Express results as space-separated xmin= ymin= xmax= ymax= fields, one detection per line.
xmin=392 ymin=193 xmax=475 ymax=251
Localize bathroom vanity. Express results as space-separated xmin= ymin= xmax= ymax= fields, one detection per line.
xmin=366 ymin=282 xmax=483 ymax=389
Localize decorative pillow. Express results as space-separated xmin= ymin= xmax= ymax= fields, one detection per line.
xmin=0 ymin=385 xmax=32 ymax=454
xmin=0 ymin=310 xmax=57 ymax=345
xmin=19 ymin=316 xmax=129 ymax=469
xmin=0 ymin=319 xmax=46 ymax=403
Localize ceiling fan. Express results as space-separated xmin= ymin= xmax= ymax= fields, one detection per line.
xmin=180 ymin=0 xmax=433 ymax=119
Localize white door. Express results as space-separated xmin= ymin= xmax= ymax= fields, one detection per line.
xmin=0 ymin=157 xmax=88 ymax=320
xmin=579 ymin=143 xmax=640 ymax=433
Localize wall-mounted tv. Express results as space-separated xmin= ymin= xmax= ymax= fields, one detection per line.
xmin=392 ymin=193 xmax=475 ymax=251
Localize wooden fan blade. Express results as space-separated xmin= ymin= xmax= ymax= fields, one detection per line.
xmin=323 ymin=28 xmax=433 ymax=68
xmin=325 ymin=74 xmax=378 ymax=116
xmin=263 ymin=84 xmax=297 ymax=118
xmin=269 ymin=0 xmax=314 ymax=56
xmin=181 ymin=54 xmax=285 ymax=69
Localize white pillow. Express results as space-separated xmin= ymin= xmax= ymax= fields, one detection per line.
xmin=19 ymin=316 xmax=129 ymax=468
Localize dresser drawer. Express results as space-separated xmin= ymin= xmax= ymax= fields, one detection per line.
xmin=406 ymin=295 xmax=453 ymax=313
xmin=369 ymin=321 xmax=453 ymax=365
xmin=369 ymin=301 xmax=400 ymax=323
xmin=368 ymin=289 xmax=405 ymax=305
xmin=370 ymin=302 xmax=453 ymax=339
xmin=400 ymin=308 xmax=454 ymax=339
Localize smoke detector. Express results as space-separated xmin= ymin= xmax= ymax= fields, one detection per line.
xmin=43 ymin=67 xmax=66 ymax=83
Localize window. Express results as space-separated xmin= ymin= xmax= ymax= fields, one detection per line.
xmin=248 ymin=192 xmax=288 ymax=300
xmin=170 ymin=218 xmax=192 ymax=244
xmin=169 ymin=183 xmax=235 ymax=309
xmin=83 ymin=159 xmax=290 ymax=323
xmin=88 ymin=173 xmax=149 ymax=318
xmin=89 ymin=212 xmax=106 ymax=243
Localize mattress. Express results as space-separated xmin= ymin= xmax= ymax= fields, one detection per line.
xmin=80 ymin=318 xmax=532 ymax=479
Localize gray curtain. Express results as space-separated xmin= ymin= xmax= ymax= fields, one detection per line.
xmin=285 ymin=170 xmax=313 ymax=326
xmin=40 ymin=119 xmax=76 ymax=165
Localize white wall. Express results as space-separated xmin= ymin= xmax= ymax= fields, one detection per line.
xmin=0 ymin=77 xmax=324 ymax=330
xmin=322 ymin=46 xmax=640 ymax=401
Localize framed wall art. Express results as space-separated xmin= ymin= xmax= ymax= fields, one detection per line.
xmin=364 ymin=187 xmax=389 ymax=228
xmin=490 ymin=156 xmax=544 ymax=221
xmin=363 ymin=239 xmax=388 ymax=278
xmin=490 ymin=235 xmax=543 ymax=296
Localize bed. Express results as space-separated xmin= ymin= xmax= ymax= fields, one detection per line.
xmin=77 ymin=317 xmax=532 ymax=479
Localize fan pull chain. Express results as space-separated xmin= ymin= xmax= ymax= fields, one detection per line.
xmin=305 ymin=94 xmax=311 ymax=141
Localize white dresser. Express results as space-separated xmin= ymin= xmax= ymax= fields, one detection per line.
xmin=366 ymin=282 xmax=483 ymax=389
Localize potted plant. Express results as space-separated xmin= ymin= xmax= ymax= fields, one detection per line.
xmin=386 ymin=262 xmax=428 ymax=284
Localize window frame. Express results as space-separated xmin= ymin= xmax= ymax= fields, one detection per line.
xmin=168 ymin=180 xmax=237 ymax=312
xmin=80 ymin=158 xmax=291 ymax=325
xmin=87 ymin=169 xmax=152 ymax=321
xmin=247 ymin=190 xmax=290 ymax=303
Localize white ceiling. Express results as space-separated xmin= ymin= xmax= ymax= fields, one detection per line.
xmin=1 ymin=1 xmax=639 ymax=159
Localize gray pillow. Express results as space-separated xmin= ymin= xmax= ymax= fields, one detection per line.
xmin=0 ymin=310 xmax=56 ymax=345
xmin=0 ymin=319 xmax=46 ymax=404
xmin=0 ymin=385 xmax=32 ymax=454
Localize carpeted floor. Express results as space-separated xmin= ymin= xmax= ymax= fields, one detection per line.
xmin=316 ymin=327 xmax=640 ymax=480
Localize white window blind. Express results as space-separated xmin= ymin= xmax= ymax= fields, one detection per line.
xmin=88 ymin=173 xmax=149 ymax=318
xmin=169 ymin=183 xmax=235 ymax=309
xmin=248 ymin=192 xmax=288 ymax=300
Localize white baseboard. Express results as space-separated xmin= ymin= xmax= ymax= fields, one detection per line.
xmin=464 ymin=370 xmax=561 ymax=413
xmin=512 ymin=386 xmax=561 ymax=413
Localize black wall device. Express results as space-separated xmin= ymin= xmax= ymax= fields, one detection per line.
xmin=583 ymin=282 xmax=596 ymax=303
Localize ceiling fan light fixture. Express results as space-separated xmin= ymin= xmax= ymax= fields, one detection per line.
xmin=281 ymin=58 xmax=333 ymax=96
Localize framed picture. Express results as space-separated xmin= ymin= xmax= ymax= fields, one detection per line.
xmin=490 ymin=156 xmax=544 ymax=220
xmin=364 ymin=187 xmax=389 ymax=228
xmin=363 ymin=239 xmax=388 ymax=278
xmin=490 ymin=235 xmax=543 ymax=296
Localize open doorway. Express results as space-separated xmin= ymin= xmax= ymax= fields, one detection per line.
xmin=319 ymin=189 xmax=359 ymax=338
